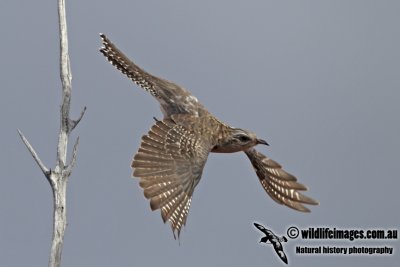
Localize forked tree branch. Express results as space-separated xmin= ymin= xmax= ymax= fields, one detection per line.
xmin=18 ymin=1 xmax=86 ymax=266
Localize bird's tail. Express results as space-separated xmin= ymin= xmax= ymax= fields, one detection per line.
xmin=99 ymin=33 xmax=160 ymax=98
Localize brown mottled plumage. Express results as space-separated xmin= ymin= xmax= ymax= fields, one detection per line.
xmin=99 ymin=34 xmax=318 ymax=238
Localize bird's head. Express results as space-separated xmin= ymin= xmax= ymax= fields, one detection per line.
xmin=212 ymin=128 xmax=268 ymax=153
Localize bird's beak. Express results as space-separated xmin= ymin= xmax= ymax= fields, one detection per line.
xmin=257 ymin=139 xmax=269 ymax=146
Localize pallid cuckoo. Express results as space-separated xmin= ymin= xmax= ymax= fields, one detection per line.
xmin=99 ymin=34 xmax=318 ymax=238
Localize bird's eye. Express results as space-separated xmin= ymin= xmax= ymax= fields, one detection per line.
xmin=238 ymin=135 xmax=251 ymax=142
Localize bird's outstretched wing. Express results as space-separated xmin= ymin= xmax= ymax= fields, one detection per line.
xmin=99 ymin=34 xmax=205 ymax=117
xmin=273 ymin=244 xmax=288 ymax=264
xmin=131 ymin=116 xmax=213 ymax=238
xmin=254 ymin=222 xmax=273 ymax=236
xmin=245 ymin=148 xmax=318 ymax=212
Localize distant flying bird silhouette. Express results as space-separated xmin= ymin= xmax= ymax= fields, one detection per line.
xmin=99 ymin=34 xmax=319 ymax=238
xmin=254 ymin=223 xmax=288 ymax=264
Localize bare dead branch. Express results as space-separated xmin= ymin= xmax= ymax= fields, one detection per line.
xmin=18 ymin=1 xmax=84 ymax=266
xmin=69 ymin=106 xmax=87 ymax=131
xmin=66 ymin=136 xmax=79 ymax=175
xmin=56 ymin=0 xmax=72 ymax=170
xmin=17 ymin=129 xmax=50 ymax=179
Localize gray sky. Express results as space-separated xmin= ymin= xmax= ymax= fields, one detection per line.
xmin=1 ymin=1 xmax=399 ymax=266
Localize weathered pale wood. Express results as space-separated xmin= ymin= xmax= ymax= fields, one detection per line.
xmin=18 ymin=1 xmax=86 ymax=266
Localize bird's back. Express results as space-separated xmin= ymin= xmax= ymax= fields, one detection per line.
xmin=100 ymin=34 xmax=209 ymax=118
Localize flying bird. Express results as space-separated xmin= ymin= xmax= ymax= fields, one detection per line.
xmin=254 ymin=223 xmax=288 ymax=264
xmin=99 ymin=34 xmax=318 ymax=238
